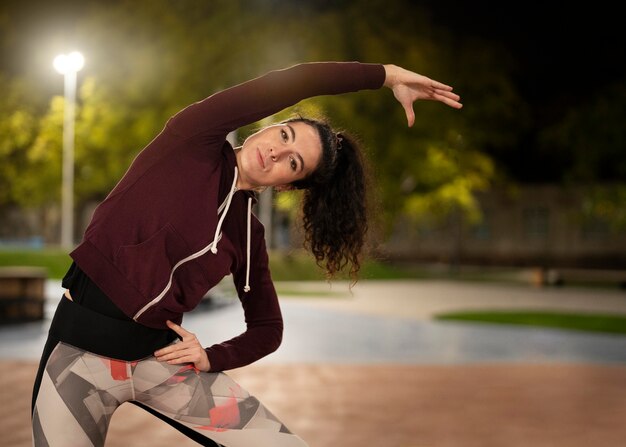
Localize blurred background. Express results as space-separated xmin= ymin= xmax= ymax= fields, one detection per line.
xmin=1 ymin=1 xmax=625 ymax=446
xmin=1 ymin=0 xmax=625 ymax=278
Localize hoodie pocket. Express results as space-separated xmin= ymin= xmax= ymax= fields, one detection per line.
xmin=115 ymin=223 xmax=187 ymax=299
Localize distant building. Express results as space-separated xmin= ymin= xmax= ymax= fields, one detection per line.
xmin=3 ymin=184 xmax=626 ymax=273
xmin=383 ymin=184 xmax=626 ymax=269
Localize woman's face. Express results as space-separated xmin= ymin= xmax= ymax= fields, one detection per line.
xmin=235 ymin=122 xmax=322 ymax=190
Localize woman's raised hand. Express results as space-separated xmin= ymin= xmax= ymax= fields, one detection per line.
xmin=154 ymin=320 xmax=211 ymax=372
xmin=383 ymin=64 xmax=462 ymax=127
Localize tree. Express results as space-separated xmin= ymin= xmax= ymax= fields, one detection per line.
xmin=540 ymin=79 xmax=626 ymax=232
xmin=540 ymin=80 xmax=626 ymax=183
xmin=2 ymin=0 xmax=529 ymax=243
xmin=0 ymin=75 xmax=42 ymax=206
xmin=264 ymin=1 xmax=525 ymax=234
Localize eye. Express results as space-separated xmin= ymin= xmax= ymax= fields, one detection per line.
xmin=281 ymin=129 xmax=288 ymax=142
xmin=289 ymin=156 xmax=297 ymax=171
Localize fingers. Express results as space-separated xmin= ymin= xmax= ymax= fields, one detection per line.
xmin=426 ymin=78 xmax=462 ymax=108
xmin=433 ymin=91 xmax=463 ymax=109
xmin=154 ymin=341 xmax=185 ymax=359
xmin=156 ymin=346 xmax=197 ymax=363
xmin=398 ymin=87 xmax=461 ymax=124
xmin=436 ymin=89 xmax=461 ymax=102
xmin=166 ymin=354 xmax=197 ymax=364
xmin=403 ymin=102 xmax=415 ymax=127
xmin=155 ymin=346 xmax=186 ymax=362
xmin=166 ymin=320 xmax=191 ymax=338
xmin=154 ymin=341 xmax=211 ymax=371
xmin=430 ymin=79 xmax=453 ymax=92
xmin=155 ymin=341 xmax=199 ymax=361
xmin=154 ymin=323 xmax=196 ymax=358
xmin=154 ymin=323 xmax=210 ymax=371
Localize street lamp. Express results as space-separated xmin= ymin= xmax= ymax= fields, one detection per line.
xmin=53 ymin=51 xmax=84 ymax=249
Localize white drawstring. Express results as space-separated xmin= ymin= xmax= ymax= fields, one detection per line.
xmin=209 ymin=166 xmax=252 ymax=293
xmin=244 ymin=197 xmax=252 ymax=292
xmin=210 ymin=167 xmax=239 ymax=254
xmin=134 ymin=166 xmax=252 ymax=320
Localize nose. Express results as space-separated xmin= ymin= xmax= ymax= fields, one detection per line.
xmin=269 ymin=147 xmax=279 ymax=162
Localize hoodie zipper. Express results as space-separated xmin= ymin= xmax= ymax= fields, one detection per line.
xmin=132 ymin=232 xmax=222 ymax=321
xmin=133 ymin=167 xmax=243 ymax=321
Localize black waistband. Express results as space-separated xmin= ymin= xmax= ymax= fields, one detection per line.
xmin=48 ymin=295 xmax=177 ymax=361
xmin=62 ymin=261 xmax=131 ymax=321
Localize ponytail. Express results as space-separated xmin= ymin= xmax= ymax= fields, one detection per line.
xmin=285 ymin=118 xmax=369 ymax=282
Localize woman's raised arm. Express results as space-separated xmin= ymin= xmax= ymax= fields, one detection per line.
xmin=166 ymin=62 xmax=385 ymax=139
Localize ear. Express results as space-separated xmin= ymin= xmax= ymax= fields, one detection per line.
xmin=275 ymin=184 xmax=295 ymax=193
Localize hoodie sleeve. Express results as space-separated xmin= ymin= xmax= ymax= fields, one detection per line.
xmin=203 ymin=220 xmax=283 ymax=372
xmin=166 ymin=62 xmax=386 ymax=139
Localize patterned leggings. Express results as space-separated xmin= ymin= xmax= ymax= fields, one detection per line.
xmin=31 ymin=296 xmax=307 ymax=446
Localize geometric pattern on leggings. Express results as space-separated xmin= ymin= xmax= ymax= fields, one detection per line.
xmin=32 ymin=342 xmax=308 ymax=447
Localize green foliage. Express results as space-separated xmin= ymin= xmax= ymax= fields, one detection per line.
xmin=451 ymin=38 xmax=532 ymax=153
xmin=540 ymin=80 xmax=626 ymax=182
xmin=1 ymin=0 xmax=530 ymax=238
xmin=579 ymin=183 xmax=626 ymax=232
xmin=73 ymin=76 xmax=165 ymax=203
xmin=0 ymin=75 xmax=41 ymax=206
xmin=0 ymin=249 xmax=72 ymax=279
xmin=404 ymin=144 xmax=494 ymax=225
xmin=538 ymin=80 xmax=626 ymax=231
xmin=14 ymin=96 xmax=64 ymax=207
xmin=0 ymin=247 xmax=415 ymax=281
xmin=435 ymin=310 xmax=626 ymax=335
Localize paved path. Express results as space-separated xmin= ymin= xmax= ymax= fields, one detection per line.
xmin=3 ymin=279 xmax=626 ymax=446
xmin=2 ymin=279 xmax=625 ymax=364
xmin=4 ymin=362 xmax=626 ymax=447
xmin=274 ymin=279 xmax=626 ymax=319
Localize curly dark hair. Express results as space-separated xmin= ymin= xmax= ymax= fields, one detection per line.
xmin=283 ymin=117 xmax=369 ymax=282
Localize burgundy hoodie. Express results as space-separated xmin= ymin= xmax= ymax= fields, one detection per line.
xmin=69 ymin=62 xmax=386 ymax=371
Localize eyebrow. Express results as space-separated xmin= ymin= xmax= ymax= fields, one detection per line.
xmin=296 ymin=152 xmax=305 ymax=173
xmin=286 ymin=124 xmax=296 ymax=142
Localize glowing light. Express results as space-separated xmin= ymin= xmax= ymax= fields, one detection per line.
xmin=53 ymin=50 xmax=84 ymax=248
xmin=53 ymin=51 xmax=85 ymax=74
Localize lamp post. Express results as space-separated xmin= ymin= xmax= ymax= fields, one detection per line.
xmin=53 ymin=51 xmax=84 ymax=249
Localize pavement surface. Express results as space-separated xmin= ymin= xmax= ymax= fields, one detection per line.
xmin=2 ymin=279 xmax=626 ymax=446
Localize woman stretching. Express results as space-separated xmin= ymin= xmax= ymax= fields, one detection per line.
xmin=31 ymin=61 xmax=461 ymax=446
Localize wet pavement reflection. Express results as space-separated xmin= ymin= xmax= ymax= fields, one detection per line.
xmin=1 ymin=280 xmax=625 ymax=365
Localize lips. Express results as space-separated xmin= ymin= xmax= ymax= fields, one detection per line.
xmin=257 ymin=148 xmax=265 ymax=169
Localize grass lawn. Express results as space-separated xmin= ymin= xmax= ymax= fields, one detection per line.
xmin=268 ymin=250 xmax=420 ymax=281
xmin=435 ymin=310 xmax=626 ymax=335
xmin=0 ymin=248 xmax=418 ymax=281
xmin=0 ymin=249 xmax=72 ymax=279
xmin=4 ymin=249 xmax=625 ymax=335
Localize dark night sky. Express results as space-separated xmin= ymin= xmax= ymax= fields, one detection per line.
xmin=424 ymin=1 xmax=626 ymax=112
xmin=4 ymin=0 xmax=624 ymax=113
xmin=2 ymin=0 xmax=625 ymax=182
xmin=421 ymin=1 xmax=626 ymax=181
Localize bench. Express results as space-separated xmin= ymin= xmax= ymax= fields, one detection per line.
xmin=542 ymin=268 xmax=626 ymax=288
xmin=0 ymin=266 xmax=47 ymax=323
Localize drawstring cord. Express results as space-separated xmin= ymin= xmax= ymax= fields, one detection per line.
xmin=244 ymin=197 xmax=252 ymax=292
xmin=209 ymin=166 xmax=253 ymax=293
xmin=134 ymin=167 xmax=253 ymax=320
xmin=210 ymin=167 xmax=239 ymax=254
